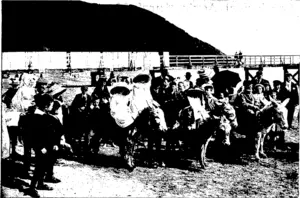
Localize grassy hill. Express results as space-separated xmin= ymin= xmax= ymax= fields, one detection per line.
xmin=2 ymin=1 xmax=224 ymax=55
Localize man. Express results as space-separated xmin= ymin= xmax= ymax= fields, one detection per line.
xmin=251 ymin=70 xmax=270 ymax=88
xmin=183 ymin=72 xmax=193 ymax=90
xmin=236 ymin=81 xmax=261 ymax=134
xmin=153 ymin=68 xmax=175 ymax=88
xmin=282 ymin=73 xmax=299 ymax=128
xmin=70 ymin=86 xmax=92 ymax=154
xmin=23 ymin=94 xmax=62 ymax=198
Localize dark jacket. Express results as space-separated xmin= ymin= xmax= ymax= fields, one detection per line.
xmin=71 ymin=93 xmax=91 ymax=114
xmin=30 ymin=113 xmax=63 ymax=151
xmin=282 ymin=82 xmax=299 ymax=106
xmin=91 ymin=86 xmax=110 ymax=104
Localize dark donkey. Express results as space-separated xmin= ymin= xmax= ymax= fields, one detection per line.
xmin=166 ymin=89 xmax=238 ymax=168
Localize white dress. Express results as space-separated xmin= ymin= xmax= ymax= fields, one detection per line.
xmin=1 ymin=108 xmax=11 ymax=159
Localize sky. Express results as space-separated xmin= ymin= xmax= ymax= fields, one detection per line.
xmin=83 ymin=0 xmax=300 ymax=55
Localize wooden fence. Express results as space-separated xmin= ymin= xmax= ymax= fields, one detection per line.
xmin=166 ymin=55 xmax=300 ymax=68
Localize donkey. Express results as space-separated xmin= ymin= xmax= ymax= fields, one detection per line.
xmin=254 ymin=98 xmax=288 ymax=160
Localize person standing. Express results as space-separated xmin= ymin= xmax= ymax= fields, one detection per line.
xmin=21 ymin=77 xmax=50 ymax=175
xmin=282 ymin=73 xmax=299 ymax=128
xmin=70 ymin=86 xmax=92 ymax=154
xmin=23 ymin=94 xmax=61 ymax=198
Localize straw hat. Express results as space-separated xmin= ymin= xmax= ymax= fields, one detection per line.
xmin=48 ymin=84 xmax=67 ymax=98
xmin=36 ymin=77 xmax=49 ymax=86
xmin=254 ymin=83 xmax=265 ymax=91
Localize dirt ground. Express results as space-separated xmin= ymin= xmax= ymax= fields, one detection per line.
xmin=1 ymin=70 xmax=299 ymax=197
xmin=1 ymin=125 xmax=299 ymax=198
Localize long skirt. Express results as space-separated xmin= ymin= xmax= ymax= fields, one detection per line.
xmin=2 ymin=117 xmax=11 ymax=159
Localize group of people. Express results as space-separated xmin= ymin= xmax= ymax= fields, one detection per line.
xmin=237 ymin=70 xmax=299 ymax=130
xmin=1 ymin=67 xmax=299 ymax=197
xmin=2 ymin=74 xmax=68 ymax=198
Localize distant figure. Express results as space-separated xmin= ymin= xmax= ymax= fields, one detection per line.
xmin=107 ymin=71 xmax=116 ymax=86
xmin=183 ymin=72 xmax=193 ymax=90
xmin=238 ymin=51 xmax=243 ymax=63
xmin=92 ymin=76 xmax=110 ymax=106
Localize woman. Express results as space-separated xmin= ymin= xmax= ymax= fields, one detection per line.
xmin=253 ymin=84 xmax=269 ymax=109
xmin=11 ymin=72 xmax=37 ymax=112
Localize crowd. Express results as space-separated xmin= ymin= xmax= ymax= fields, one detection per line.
xmin=1 ymin=67 xmax=299 ymax=198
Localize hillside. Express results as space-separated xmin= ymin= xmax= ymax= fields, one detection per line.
xmin=2 ymin=1 xmax=224 ymax=55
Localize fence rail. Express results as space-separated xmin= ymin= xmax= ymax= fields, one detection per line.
xmin=166 ymin=55 xmax=300 ymax=68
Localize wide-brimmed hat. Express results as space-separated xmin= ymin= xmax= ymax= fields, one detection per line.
xmin=48 ymin=84 xmax=67 ymax=98
xmin=254 ymin=83 xmax=265 ymax=91
xmin=36 ymin=77 xmax=49 ymax=86
xmin=197 ymin=68 xmax=210 ymax=78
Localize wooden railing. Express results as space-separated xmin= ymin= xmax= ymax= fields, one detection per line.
xmin=166 ymin=55 xmax=300 ymax=68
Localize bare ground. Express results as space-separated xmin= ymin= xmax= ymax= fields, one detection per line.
xmin=1 ymin=126 xmax=299 ymax=198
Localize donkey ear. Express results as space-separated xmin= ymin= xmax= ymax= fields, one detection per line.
xmin=280 ymin=98 xmax=290 ymax=107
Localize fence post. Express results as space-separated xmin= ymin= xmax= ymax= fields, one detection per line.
xmin=176 ymin=56 xmax=178 ymax=67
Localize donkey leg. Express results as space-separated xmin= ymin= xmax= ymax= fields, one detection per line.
xmin=254 ymin=132 xmax=262 ymax=160
xmin=259 ymin=131 xmax=268 ymax=158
